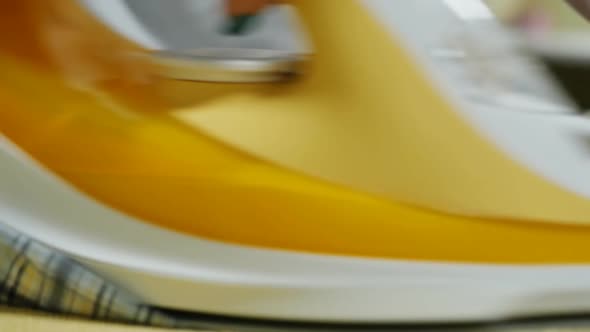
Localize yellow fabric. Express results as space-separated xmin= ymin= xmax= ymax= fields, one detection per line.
xmin=0 ymin=311 xmax=189 ymax=332
xmin=3 ymin=0 xmax=590 ymax=263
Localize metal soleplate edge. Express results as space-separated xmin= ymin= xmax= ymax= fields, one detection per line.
xmin=160 ymin=308 xmax=590 ymax=332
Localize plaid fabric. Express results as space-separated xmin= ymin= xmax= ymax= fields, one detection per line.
xmin=3 ymin=221 xmax=588 ymax=332
xmin=0 ymin=221 xmax=180 ymax=328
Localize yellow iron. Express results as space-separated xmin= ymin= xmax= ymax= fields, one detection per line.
xmin=3 ymin=0 xmax=590 ymax=324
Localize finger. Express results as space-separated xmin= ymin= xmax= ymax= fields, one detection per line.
xmin=224 ymin=0 xmax=275 ymax=35
xmin=226 ymin=0 xmax=271 ymax=16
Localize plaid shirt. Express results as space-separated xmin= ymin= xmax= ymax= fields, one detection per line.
xmin=0 ymin=221 xmax=181 ymax=328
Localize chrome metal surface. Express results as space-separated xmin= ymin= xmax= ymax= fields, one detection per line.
xmin=148 ymin=48 xmax=307 ymax=83
xmin=162 ymin=309 xmax=590 ymax=332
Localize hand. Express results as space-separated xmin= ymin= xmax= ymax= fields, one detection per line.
xmin=224 ymin=0 xmax=276 ymax=34
xmin=226 ymin=0 xmax=274 ymax=16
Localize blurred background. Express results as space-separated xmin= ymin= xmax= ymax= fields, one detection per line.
xmin=484 ymin=0 xmax=590 ymax=111
xmin=487 ymin=0 xmax=590 ymax=32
